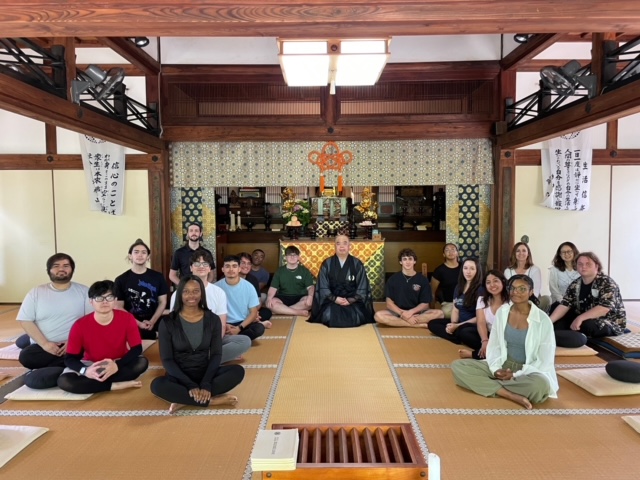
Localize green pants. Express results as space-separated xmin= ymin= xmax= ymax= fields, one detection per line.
xmin=451 ymin=358 xmax=550 ymax=404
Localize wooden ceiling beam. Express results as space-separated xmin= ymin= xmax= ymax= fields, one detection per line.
xmin=77 ymin=64 xmax=144 ymax=77
xmin=500 ymin=34 xmax=564 ymax=71
xmin=496 ymin=79 xmax=640 ymax=148
xmin=97 ymin=37 xmax=160 ymax=76
xmin=0 ymin=73 xmax=162 ymax=152
xmin=4 ymin=1 xmax=640 ymax=37
xmin=0 ymin=154 xmax=162 ymax=170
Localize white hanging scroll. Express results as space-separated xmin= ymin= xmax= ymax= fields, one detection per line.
xmin=541 ymin=131 xmax=592 ymax=211
xmin=79 ymin=134 xmax=126 ymax=215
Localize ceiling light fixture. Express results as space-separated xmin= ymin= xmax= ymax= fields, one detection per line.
xmin=278 ymin=39 xmax=390 ymax=94
xmin=132 ymin=37 xmax=150 ymax=48
xmin=513 ymin=34 xmax=533 ymax=44
xmin=540 ymin=60 xmax=596 ymax=98
xmin=71 ymin=65 xmax=126 ymax=103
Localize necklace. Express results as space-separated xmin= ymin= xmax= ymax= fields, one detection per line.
xmin=402 ymin=273 xmax=414 ymax=283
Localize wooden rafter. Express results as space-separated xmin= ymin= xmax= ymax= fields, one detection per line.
xmin=4 ymin=1 xmax=640 ymax=37
xmin=500 ymin=34 xmax=564 ymax=71
xmin=97 ymin=37 xmax=160 ymax=76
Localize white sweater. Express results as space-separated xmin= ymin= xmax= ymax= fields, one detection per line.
xmin=548 ymin=266 xmax=580 ymax=303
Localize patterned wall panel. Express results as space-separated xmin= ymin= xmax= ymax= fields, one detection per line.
xmin=457 ymin=185 xmax=480 ymax=260
xmin=170 ymin=139 xmax=493 ymax=187
xmin=170 ymin=187 xmax=217 ymax=262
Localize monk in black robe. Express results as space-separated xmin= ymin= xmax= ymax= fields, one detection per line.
xmin=310 ymin=235 xmax=375 ymax=328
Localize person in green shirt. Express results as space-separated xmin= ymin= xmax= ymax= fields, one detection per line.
xmin=265 ymin=246 xmax=315 ymax=317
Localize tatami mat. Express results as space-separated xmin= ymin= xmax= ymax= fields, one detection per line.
xmin=263 ymin=318 xmax=293 ymax=337
xmin=384 ymin=337 xmax=462 ymax=364
xmin=417 ymin=415 xmax=640 ymax=480
xmin=0 ymin=415 xmax=262 ymax=480
xmin=267 ymin=319 xmax=409 ymax=426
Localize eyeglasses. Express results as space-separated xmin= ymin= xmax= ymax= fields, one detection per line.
xmin=192 ymin=262 xmax=210 ymax=268
xmin=93 ymin=294 xmax=116 ymax=302
xmin=286 ymin=253 xmax=299 ymax=257
xmin=509 ymin=286 xmax=530 ymax=294
xmin=560 ymin=250 xmax=573 ymax=256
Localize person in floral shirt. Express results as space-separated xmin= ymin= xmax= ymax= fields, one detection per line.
xmin=550 ymin=252 xmax=626 ymax=347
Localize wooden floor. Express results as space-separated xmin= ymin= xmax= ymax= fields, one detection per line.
xmin=0 ymin=302 xmax=639 ymax=479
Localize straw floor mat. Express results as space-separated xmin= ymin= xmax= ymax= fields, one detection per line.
xmin=417 ymin=415 xmax=640 ymax=479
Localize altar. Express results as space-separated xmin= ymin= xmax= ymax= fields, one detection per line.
xmin=279 ymin=239 xmax=385 ymax=300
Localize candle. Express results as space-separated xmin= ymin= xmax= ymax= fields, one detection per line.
xmin=428 ymin=453 xmax=440 ymax=480
xmin=230 ymin=213 xmax=236 ymax=231
xmin=237 ymin=212 xmax=242 ymax=230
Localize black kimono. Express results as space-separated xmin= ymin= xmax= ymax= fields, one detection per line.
xmin=310 ymin=254 xmax=374 ymax=328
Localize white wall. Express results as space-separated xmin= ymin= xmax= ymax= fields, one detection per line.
xmin=0 ymin=170 xmax=150 ymax=303
xmin=514 ymin=165 xmax=612 ymax=296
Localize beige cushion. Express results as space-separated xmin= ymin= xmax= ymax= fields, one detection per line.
xmin=557 ymin=367 xmax=640 ymax=396
xmin=0 ymin=344 xmax=20 ymax=360
xmin=602 ymin=333 xmax=640 ymax=354
xmin=141 ymin=339 xmax=156 ymax=352
xmin=0 ymin=425 xmax=49 ymax=468
xmin=5 ymin=385 xmax=93 ymax=401
xmin=622 ymin=416 xmax=640 ymax=435
xmin=555 ymin=345 xmax=597 ymax=357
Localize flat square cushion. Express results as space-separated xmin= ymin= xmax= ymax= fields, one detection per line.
xmin=555 ymin=345 xmax=597 ymax=356
xmin=589 ymin=332 xmax=640 ymax=359
xmin=622 ymin=416 xmax=640 ymax=435
xmin=0 ymin=344 xmax=20 ymax=360
xmin=557 ymin=367 xmax=640 ymax=396
xmin=4 ymin=385 xmax=93 ymax=401
xmin=0 ymin=425 xmax=49 ymax=468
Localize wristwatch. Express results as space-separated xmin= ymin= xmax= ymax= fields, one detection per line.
xmin=79 ymin=367 xmax=87 ymax=376
xmin=238 ymin=325 xmax=245 ymax=332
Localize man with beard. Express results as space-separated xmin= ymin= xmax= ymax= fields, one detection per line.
xmin=16 ymin=253 xmax=92 ymax=389
xmin=169 ymin=223 xmax=215 ymax=285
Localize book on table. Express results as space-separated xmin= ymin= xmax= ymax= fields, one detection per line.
xmin=250 ymin=429 xmax=299 ymax=471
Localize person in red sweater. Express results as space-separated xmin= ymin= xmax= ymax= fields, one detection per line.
xmin=57 ymin=280 xmax=149 ymax=394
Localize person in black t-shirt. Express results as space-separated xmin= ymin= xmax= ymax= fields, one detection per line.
xmin=431 ymin=243 xmax=461 ymax=318
xmin=169 ymin=223 xmax=215 ymax=285
xmin=114 ymin=239 xmax=169 ymax=340
xmin=375 ymin=249 xmax=444 ymax=328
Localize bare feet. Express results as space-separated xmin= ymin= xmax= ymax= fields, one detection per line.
xmin=458 ymin=349 xmax=473 ymax=359
xmin=111 ymin=380 xmax=142 ymax=391
xmin=292 ymin=309 xmax=309 ymax=317
xmin=261 ymin=320 xmax=273 ymax=329
xmin=169 ymin=403 xmax=185 ymax=414
xmin=210 ymin=394 xmax=239 ymax=406
xmin=497 ymin=387 xmax=533 ymax=409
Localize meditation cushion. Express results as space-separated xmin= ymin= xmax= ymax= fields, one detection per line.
xmin=557 ymin=367 xmax=640 ymax=396
xmin=605 ymin=360 xmax=640 ymax=383
xmin=589 ymin=332 xmax=640 ymax=359
xmin=555 ymin=330 xmax=587 ymax=348
xmin=622 ymin=416 xmax=640 ymax=435
xmin=0 ymin=425 xmax=49 ymax=468
xmin=5 ymin=385 xmax=93 ymax=401
xmin=555 ymin=345 xmax=597 ymax=357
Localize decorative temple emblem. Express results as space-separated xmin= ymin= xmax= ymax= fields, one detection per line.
xmin=307 ymin=141 xmax=353 ymax=192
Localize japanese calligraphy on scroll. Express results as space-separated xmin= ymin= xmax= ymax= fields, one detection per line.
xmin=79 ymin=135 xmax=126 ymax=215
xmin=541 ymin=131 xmax=592 ymax=211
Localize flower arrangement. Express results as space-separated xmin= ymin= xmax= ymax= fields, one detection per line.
xmin=354 ymin=187 xmax=378 ymax=222
xmin=281 ymin=188 xmax=312 ymax=228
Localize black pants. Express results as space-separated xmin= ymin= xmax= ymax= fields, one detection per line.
xmin=19 ymin=343 xmax=66 ymax=389
xmin=138 ymin=319 xmax=161 ymax=340
xmin=236 ymin=322 xmax=265 ymax=341
xmin=150 ymin=365 xmax=245 ymax=406
xmin=552 ymin=309 xmax=611 ymax=347
xmin=259 ymin=307 xmax=272 ymax=321
xmin=428 ymin=319 xmax=478 ymax=345
xmin=57 ymin=357 xmax=149 ymax=394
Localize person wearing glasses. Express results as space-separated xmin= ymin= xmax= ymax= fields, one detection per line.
xmin=451 ymin=275 xmax=558 ymax=410
xmin=151 ymin=275 xmax=245 ymax=414
xmin=549 ymin=252 xmax=626 ymax=347
xmin=114 ymin=239 xmax=169 ymax=340
xmin=430 ymin=243 xmax=461 ymax=319
xmin=265 ymin=245 xmax=316 ymax=317
xmin=16 ymin=253 xmax=93 ymax=389
xmin=169 ymin=249 xmax=252 ymax=364
xmin=58 ymin=280 xmax=149 ymax=394
xmin=548 ymin=242 xmax=580 ymax=308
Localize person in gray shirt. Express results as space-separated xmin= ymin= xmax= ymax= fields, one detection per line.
xmin=17 ymin=253 xmax=92 ymax=389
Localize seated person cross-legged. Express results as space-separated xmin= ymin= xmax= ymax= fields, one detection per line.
xmin=375 ymin=248 xmax=444 ymax=328
xmin=550 ymin=252 xmax=626 ymax=348
xmin=57 ymin=281 xmax=149 ymax=394
xmin=451 ymin=275 xmax=558 ymax=410
xmin=151 ymin=275 xmax=245 ymax=414
xmin=309 ymin=235 xmax=375 ymax=328
xmin=265 ymin=246 xmax=315 ymax=317
xmin=428 ymin=258 xmax=484 ymax=343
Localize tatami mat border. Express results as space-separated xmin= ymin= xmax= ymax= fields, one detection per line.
xmin=394 ymin=363 xmax=607 ymax=369
xmin=628 ymin=319 xmax=640 ymax=328
xmin=0 ymin=408 xmax=264 ymax=417
xmin=243 ymin=317 xmax=297 ymax=480
xmin=413 ymin=407 xmax=640 ymax=415
xmin=259 ymin=336 xmax=287 ymax=340
xmin=374 ymin=326 xmax=430 ymax=462
xmin=381 ymin=335 xmax=442 ymax=339
xmin=1 ymin=335 xmax=20 ymax=342
xmin=147 ymin=364 xmax=277 ymax=370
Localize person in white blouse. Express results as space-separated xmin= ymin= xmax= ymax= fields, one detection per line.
xmin=504 ymin=242 xmax=550 ymax=311
xmin=458 ymin=270 xmax=509 ymax=359
xmin=548 ymin=242 xmax=580 ymax=307
xmin=451 ymin=275 xmax=558 ymax=410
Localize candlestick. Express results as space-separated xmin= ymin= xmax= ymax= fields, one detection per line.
xmin=236 ymin=212 xmax=242 ymax=230
xmin=428 ymin=453 xmax=440 ymax=480
xmin=230 ymin=213 xmax=236 ymax=231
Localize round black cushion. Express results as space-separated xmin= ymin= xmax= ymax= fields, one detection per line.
xmin=554 ymin=330 xmax=587 ymax=348
xmin=606 ymin=360 xmax=640 ymax=383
